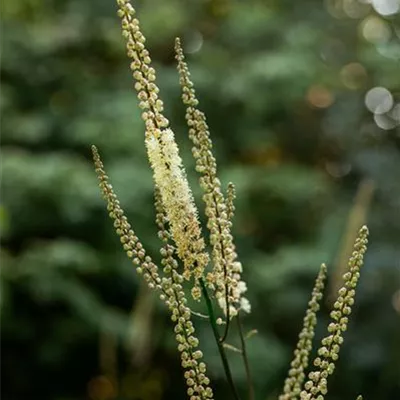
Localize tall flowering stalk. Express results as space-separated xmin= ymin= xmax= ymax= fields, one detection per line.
xmin=300 ymin=226 xmax=369 ymax=400
xmin=92 ymin=1 xmax=250 ymax=399
xmin=92 ymin=145 xmax=162 ymax=291
xmin=175 ymin=38 xmax=250 ymax=335
xmin=279 ymin=264 xmax=327 ymax=400
xmin=279 ymin=227 xmax=369 ymax=400
xmin=91 ymin=1 xmax=371 ymax=399
xmin=116 ymin=0 xmax=208 ymax=288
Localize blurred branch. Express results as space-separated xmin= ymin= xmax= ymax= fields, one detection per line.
xmin=329 ymin=179 xmax=375 ymax=302
xmin=125 ymin=281 xmax=155 ymax=368
xmin=99 ymin=318 xmax=118 ymax=397
xmin=237 ymin=314 xmax=254 ymax=400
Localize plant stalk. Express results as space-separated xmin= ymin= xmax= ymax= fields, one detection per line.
xmin=237 ymin=313 xmax=254 ymax=400
xmin=199 ymin=278 xmax=241 ymax=400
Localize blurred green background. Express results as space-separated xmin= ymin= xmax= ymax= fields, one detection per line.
xmin=1 ymin=0 xmax=400 ymax=399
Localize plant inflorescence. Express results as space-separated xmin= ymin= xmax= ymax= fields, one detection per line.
xmin=92 ymin=1 xmax=370 ymax=399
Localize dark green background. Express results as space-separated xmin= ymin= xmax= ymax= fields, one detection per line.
xmin=1 ymin=0 xmax=400 ymax=399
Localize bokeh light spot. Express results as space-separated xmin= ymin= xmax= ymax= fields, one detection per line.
xmin=340 ymin=62 xmax=367 ymax=89
xmin=373 ymin=112 xmax=398 ymax=130
xmin=307 ymin=85 xmax=334 ymax=108
xmin=365 ymin=87 xmax=393 ymax=114
xmin=360 ymin=16 xmax=391 ymax=43
xmin=343 ymin=0 xmax=371 ymax=18
xmin=372 ymin=0 xmax=400 ymax=16
xmin=184 ymin=30 xmax=204 ymax=54
xmin=325 ymin=0 xmax=347 ymax=19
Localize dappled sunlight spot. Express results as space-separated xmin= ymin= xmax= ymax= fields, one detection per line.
xmin=365 ymin=86 xmax=393 ymax=114
xmin=340 ymin=62 xmax=367 ymax=89
xmin=360 ymin=15 xmax=391 ymax=43
xmin=87 ymin=375 xmax=117 ymax=400
xmin=306 ymin=85 xmax=334 ymax=108
xmin=371 ymin=0 xmax=400 ymax=16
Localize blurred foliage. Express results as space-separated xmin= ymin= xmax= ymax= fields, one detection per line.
xmin=1 ymin=0 xmax=400 ymax=399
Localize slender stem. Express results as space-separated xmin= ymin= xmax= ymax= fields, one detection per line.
xmin=220 ymin=279 xmax=230 ymax=343
xmin=236 ymin=314 xmax=254 ymax=400
xmin=199 ymin=278 xmax=241 ymax=400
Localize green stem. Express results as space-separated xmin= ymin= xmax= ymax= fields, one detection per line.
xmin=220 ymin=280 xmax=231 ymax=343
xmin=236 ymin=314 xmax=254 ymax=400
xmin=199 ymin=278 xmax=241 ymax=400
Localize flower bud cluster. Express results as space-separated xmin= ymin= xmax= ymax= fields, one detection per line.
xmin=154 ymin=188 xmax=214 ymax=399
xmin=116 ymin=1 xmax=208 ymax=286
xmin=226 ymin=182 xmax=236 ymax=222
xmin=92 ymin=145 xmax=161 ymax=289
xmin=280 ymin=263 xmax=327 ymax=400
xmin=300 ymin=226 xmax=369 ymax=400
xmin=147 ymin=129 xmax=209 ymax=290
xmin=116 ymin=0 xmax=168 ymax=134
xmin=175 ymin=38 xmax=249 ymax=317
